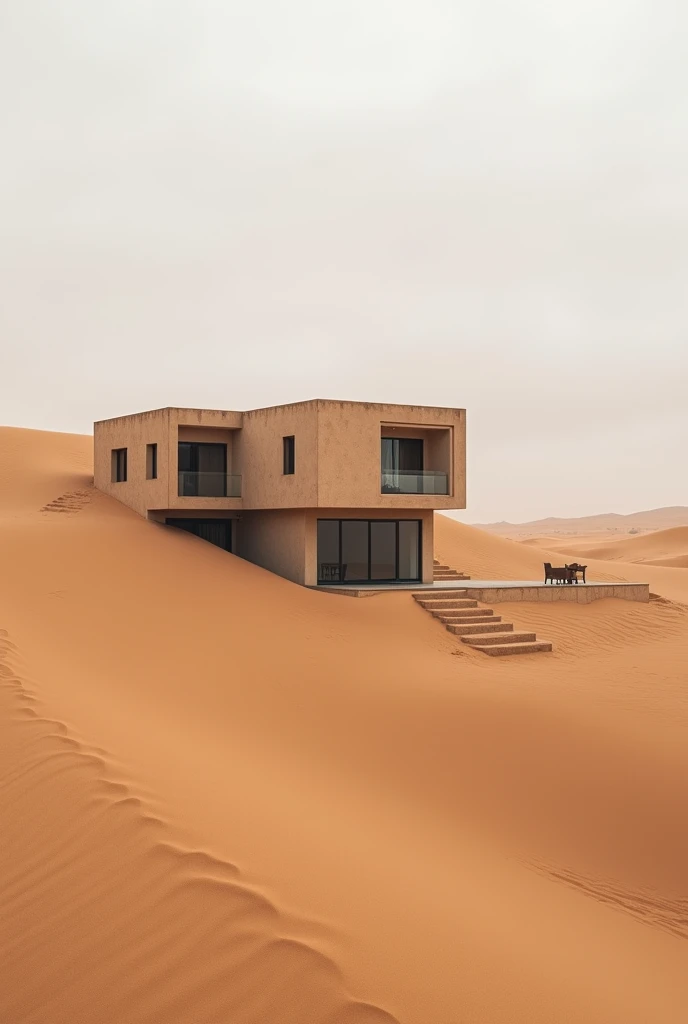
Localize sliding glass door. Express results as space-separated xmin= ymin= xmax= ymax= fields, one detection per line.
xmin=341 ymin=520 xmax=369 ymax=581
xmin=370 ymin=521 xmax=396 ymax=579
xmin=317 ymin=519 xmax=421 ymax=583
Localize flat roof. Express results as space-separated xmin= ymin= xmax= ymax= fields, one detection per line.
xmin=94 ymin=398 xmax=466 ymax=426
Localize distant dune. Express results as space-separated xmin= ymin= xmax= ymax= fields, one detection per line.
xmin=1 ymin=427 xmax=688 ymax=1023
xmin=472 ymin=506 xmax=688 ymax=539
xmin=536 ymin=526 xmax=688 ymax=568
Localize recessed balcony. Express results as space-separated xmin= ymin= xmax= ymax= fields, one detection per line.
xmin=380 ymin=430 xmax=451 ymax=496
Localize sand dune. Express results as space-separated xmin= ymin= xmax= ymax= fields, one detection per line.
xmin=536 ymin=526 xmax=688 ymax=569
xmin=1 ymin=427 xmax=688 ymax=1023
xmin=435 ymin=515 xmax=688 ymax=604
xmin=472 ymin=506 xmax=688 ymax=538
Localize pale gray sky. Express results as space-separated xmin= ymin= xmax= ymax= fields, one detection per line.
xmin=1 ymin=1 xmax=686 ymax=521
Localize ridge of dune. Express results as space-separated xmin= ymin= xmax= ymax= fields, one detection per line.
xmin=471 ymin=505 xmax=688 ymax=537
xmin=434 ymin=513 xmax=624 ymax=583
xmin=435 ymin=514 xmax=688 ymax=605
xmin=1 ymin=428 xmax=688 ymax=1023
xmin=537 ymin=526 xmax=688 ymax=567
xmin=0 ymin=425 xmax=93 ymax=515
xmin=0 ymin=632 xmax=397 ymax=1024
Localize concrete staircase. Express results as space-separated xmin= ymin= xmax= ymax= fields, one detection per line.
xmin=413 ymin=591 xmax=553 ymax=656
xmin=433 ymin=558 xmax=470 ymax=582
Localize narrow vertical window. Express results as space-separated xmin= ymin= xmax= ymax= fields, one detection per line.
xmin=146 ymin=443 xmax=158 ymax=480
xmin=111 ymin=448 xmax=127 ymax=483
xmin=283 ymin=435 xmax=295 ymax=475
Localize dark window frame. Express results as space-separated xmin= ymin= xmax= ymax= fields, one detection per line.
xmin=283 ymin=435 xmax=295 ymax=475
xmin=146 ymin=443 xmax=158 ymax=480
xmin=112 ymin=447 xmax=127 ymax=483
xmin=316 ymin=518 xmax=422 ymax=584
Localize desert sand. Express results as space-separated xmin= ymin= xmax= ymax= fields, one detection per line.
xmin=1 ymin=426 xmax=687 ymax=1023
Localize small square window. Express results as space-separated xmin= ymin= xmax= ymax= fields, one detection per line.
xmin=283 ymin=435 xmax=295 ymax=475
xmin=146 ymin=443 xmax=158 ymax=480
xmin=111 ymin=447 xmax=127 ymax=483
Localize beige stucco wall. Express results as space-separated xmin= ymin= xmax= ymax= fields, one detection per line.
xmin=95 ymin=400 xmax=466 ymax=515
xmin=316 ymin=401 xmax=465 ymax=510
xmin=177 ymin=426 xmax=235 ymax=445
xmin=238 ymin=402 xmax=319 ymax=509
xmin=236 ymin=399 xmax=466 ymax=511
xmin=174 ymin=409 xmax=243 ymax=430
xmin=93 ymin=408 xmax=171 ymax=517
xmin=238 ymin=509 xmax=308 ymax=585
xmin=95 ymin=408 xmax=244 ymax=515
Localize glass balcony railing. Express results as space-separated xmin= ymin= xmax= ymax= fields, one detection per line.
xmin=381 ymin=470 xmax=449 ymax=495
xmin=178 ymin=472 xmax=241 ymax=498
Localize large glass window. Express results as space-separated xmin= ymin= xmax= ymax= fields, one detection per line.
xmin=398 ymin=520 xmax=420 ymax=580
xmin=316 ymin=520 xmax=340 ymax=582
xmin=317 ymin=519 xmax=421 ymax=583
xmin=341 ymin=520 xmax=369 ymax=581
xmin=178 ymin=442 xmax=227 ymax=496
xmin=370 ymin=521 xmax=396 ymax=579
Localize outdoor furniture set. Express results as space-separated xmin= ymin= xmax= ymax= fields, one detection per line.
xmin=543 ymin=562 xmax=588 ymax=585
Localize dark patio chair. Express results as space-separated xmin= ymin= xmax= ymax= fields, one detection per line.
xmin=565 ymin=563 xmax=587 ymax=584
xmin=320 ymin=563 xmax=341 ymax=581
xmin=544 ymin=562 xmax=573 ymax=584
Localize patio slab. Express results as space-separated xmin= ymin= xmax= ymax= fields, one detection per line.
xmin=315 ymin=580 xmax=650 ymax=603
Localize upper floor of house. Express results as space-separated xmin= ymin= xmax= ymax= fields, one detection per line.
xmin=93 ymin=399 xmax=466 ymax=515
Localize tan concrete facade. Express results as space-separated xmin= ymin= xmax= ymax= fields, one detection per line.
xmin=94 ymin=399 xmax=466 ymax=586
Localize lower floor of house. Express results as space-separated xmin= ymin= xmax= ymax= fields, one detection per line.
xmin=150 ymin=507 xmax=435 ymax=586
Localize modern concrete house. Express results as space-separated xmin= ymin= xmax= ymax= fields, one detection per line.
xmin=94 ymin=400 xmax=466 ymax=587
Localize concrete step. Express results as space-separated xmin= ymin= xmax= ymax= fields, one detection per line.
xmin=433 ymin=562 xmax=470 ymax=577
xmin=462 ymin=631 xmax=536 ymax=646
xmin=447 ymin=621 xmax=514 ymax=636
xmin=471 ymin=641 xmax=553 ymax=656
xmin=417 ymin=599 xmax=478 ymax=610
xmin=442 ymin=616 xmax=503 ymax=626
xmin=433 ymin=573 xmax=469 ymax=580
xmin=427 ymin=590 xmax=472 ymax=596
xmin=412 ymin=591 xmax=467 ymax=598
xmin=431 ymin=607 xmax=494 ymax=618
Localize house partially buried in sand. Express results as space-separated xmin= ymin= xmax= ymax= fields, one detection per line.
xmin=94 ymin=399 xmax=466 ymax=587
